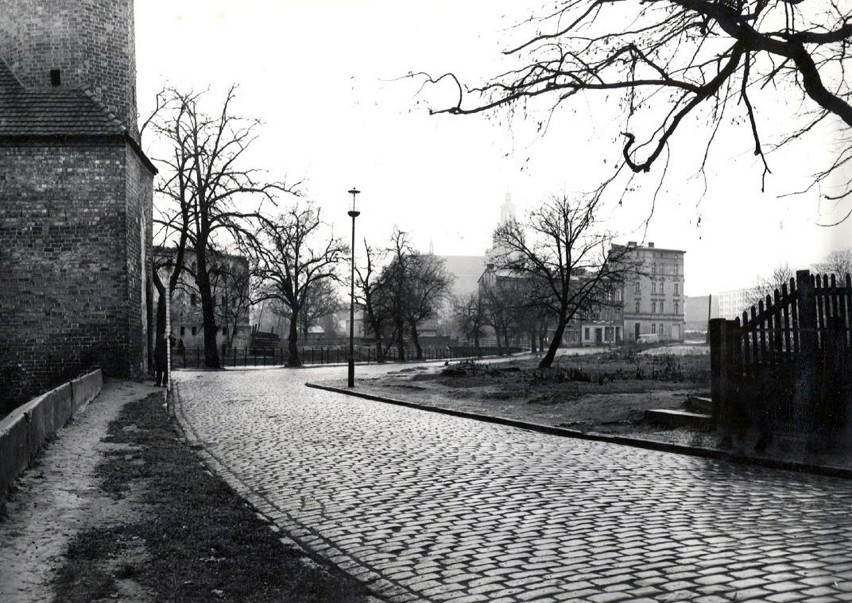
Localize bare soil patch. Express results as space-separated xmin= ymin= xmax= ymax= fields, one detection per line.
xmin=51 ymin=393 xmax=369 ymax=603
xmin=353 ymin=346 xmax=711 ymax=434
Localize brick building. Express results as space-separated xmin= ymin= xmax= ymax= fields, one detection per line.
xmin=0 ymin=0 xmax=155 ymax=403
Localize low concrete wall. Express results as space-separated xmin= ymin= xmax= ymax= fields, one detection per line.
xmin=0 ymin=369 xmax=102 ymax=498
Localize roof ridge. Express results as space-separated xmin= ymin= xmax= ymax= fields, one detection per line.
xmin=80 ymin=87 xmax=128 ymax=133
xmin=0 ymin=57 xmax=25 ymax=93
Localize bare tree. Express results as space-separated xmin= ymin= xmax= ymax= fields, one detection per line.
xmin=298 ymin=278 xmax=342 ymax=343
xmin=379 ymin=230 xmax=454 ymax=361
xmin=382 ymin=229 xmax=417 ymax=361
xmin=814 ymin=248 xmax=852 ymax=278
xmin=150 ymin=86 xmax=298 ymax=369
xmin=212 ymin=254 xmax=253 ymax=349
xmin=492 ymin=193 xmax=628 ymax=368
xmin=403 ymin=254 xmax=454 ymax=360
xmin=453 ymin=293 xmax=487 ymax=354
xmin=745 ymin=263 xmax=795 ymax=312
xmin=479 ymin=275 xmax=519 ymax=355
xmin=423 ymin=0 xmax=852 ymax=204
xmin=254 ymin=202 xmax=347 ymax=367
xmin=355 ymin=240 xmax=390 ymax=362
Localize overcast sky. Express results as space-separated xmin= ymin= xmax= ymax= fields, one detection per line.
xmin=135 ymin=0 xmax=852 ymax=296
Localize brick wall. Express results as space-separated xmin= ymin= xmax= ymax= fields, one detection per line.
xmin=0 ymin=0 xmax=139 ymax=139
xmin=0 ymin=138 xmax=152 ymax=407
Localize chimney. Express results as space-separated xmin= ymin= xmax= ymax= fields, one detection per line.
xmin=648 ymin=242 xmax=655 ymax=248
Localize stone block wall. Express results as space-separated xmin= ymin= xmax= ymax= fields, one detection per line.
xmin=0 ymin=138 xmax=150 ymax=406
xmin=0 ymin=0 xmax=138 ymax=139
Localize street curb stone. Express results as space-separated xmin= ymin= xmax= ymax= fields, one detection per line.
xmin=305 ymin=382 xmax=852 ymax=480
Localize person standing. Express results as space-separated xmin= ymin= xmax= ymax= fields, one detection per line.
xmin=154 ymin=332 xmax=169 ymax=387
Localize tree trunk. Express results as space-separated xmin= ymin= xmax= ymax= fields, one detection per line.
xmin=502 ymin=330 xmax=510 ymax=354
xmin=494 ymin=325 xmax=504 ymax=356
xmin=373 ymin=331 xmax=384 ymax=363
xmin=529 ymin=330 xmax=537 ymax=353
xmin=195 ymin=261 xmax=220 ymax=369
xmin=539 ymin=317 xmax=567 ymax=368
xmin=395 ymin=318 xmax=406 ymax=361
xmin=287 ymin=309 xmax=301 ymax=366
xmin=474 ymin=329 xmax=480 ymax=356
xmin=410 ymin=322 xmax=423 ymax=360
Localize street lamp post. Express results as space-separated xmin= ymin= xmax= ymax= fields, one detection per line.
xmin=347 ymin=187 xmax=360 ymax=388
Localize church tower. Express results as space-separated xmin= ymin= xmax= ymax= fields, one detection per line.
xmin=0 ymin=0 xmax=155 ymax=408
xmin=500 ymin=191 xmax=516 ymax=225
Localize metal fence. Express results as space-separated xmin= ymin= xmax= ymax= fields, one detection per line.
xmin=174 ymin=345 xmax=523 ymax=368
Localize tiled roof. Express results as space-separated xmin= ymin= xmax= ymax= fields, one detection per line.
xmin=0 ymin=59 xmax=126 ymax=136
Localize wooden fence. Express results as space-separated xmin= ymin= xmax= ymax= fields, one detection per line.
xmin=710 ymin=270 xmax=852 ymax=433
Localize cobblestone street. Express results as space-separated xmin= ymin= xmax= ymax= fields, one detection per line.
xmin=174 ymin=366 xmax=852 ymax=603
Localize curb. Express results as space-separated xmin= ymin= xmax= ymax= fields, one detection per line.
xmin=305 ymin=382 xmax=852 ymax=480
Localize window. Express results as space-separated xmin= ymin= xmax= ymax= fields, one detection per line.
xmin=222 ymin=327 xmax=228 ymax=336
xmin=652 ymin=301 xmax=657 ymax=313
xmin=674 ymin=283 xmax=679 ymax=295
xmin=674 ymin=301 xmax=679 ymax=315
xmin=635 ymin=301 xmax=640 ymax=313
xmin=659 ymin=324 xmax=665 ymax=336
xmin=652 ymin=324 xmax=656 ymax=334
xmin=180 ymin=326 xmax=185 ymax=336
xmin=584 ymin=327 xmax=590 ymax=340
xmin=190 ymin=294 xmax=197 ymax=306
xmin=660 ymin=282 xmax=664 ymax=294
xmin=660 ymin=301 xmax=664 ymax=313
xmin=652 ymin=282 xmax=656 ymax=294
xmin=635 ymin=282 xmax=640 ymax=295
xmin=191 ymin=326 xmax=197 ymax=336
xmin=652 ymin=263 xmax=657 ymax=275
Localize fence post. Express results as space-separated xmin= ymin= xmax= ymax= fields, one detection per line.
xmin=710 ymin=318 xmax=737 ymax=430
xmin=795 ymin=269 xmax=817 ymax=433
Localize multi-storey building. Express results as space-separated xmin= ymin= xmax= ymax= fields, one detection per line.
xmin=618 ymin=241 xmax=686 ymax=342
xmin=155 ymin=249 xmax=252 ymax=350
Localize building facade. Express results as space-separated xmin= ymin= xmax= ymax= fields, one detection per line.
xmin=619 ymin=242 xmax=686 ymax=342
xmin=0 ymin=0 xmax=155 ymax=404
xmin=156 ymin=249 xmax=252 ymax=351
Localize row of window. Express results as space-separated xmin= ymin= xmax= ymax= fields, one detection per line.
xmin=635 ymin=281 xmax=681 ymax=295
xmin=649 ymin=262 xmax=681 ymax=276
xmin=634 ymin=301 xmax=680 ymax=314
xmin=187 ymin=294 xmax=229 ymax=306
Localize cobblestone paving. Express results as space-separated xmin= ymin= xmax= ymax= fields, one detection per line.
xmin=174 ymin=367 xmax=852 ymax=603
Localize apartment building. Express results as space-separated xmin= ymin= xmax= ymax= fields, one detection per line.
xmin=618 ymin=242 xmax=686 ymax=342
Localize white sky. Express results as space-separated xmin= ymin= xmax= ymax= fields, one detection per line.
xmin=135 ymin=0 xmax=852 ymax=296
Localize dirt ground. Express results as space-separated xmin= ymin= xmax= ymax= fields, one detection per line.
xmin=350 ymin=346 xmax=712 ymax=435
xmin=0 ymin=384 xmax=370 ymax=603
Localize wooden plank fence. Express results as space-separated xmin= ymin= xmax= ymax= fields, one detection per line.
xmin=710 ymin=270 xmax=852 ymax=434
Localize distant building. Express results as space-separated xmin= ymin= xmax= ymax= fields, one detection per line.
xmin=684 ymin=295 xmax=720 ymax=333
xmin=156 ymin=249 xmax=251 ymax=350
xmin=716 ymin=287 xmax=757 ymax=319
xmin=617 ymin=241 xmax=686 ymax=342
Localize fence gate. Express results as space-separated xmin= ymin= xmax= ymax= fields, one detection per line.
xmin=710 ymin=270 xmax=852 ymax=433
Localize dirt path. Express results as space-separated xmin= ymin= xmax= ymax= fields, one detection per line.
xmin=0 ymin=380 xmax=372 ymax=603
xmin=0 ymin=381 xmax=148 ymax=602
